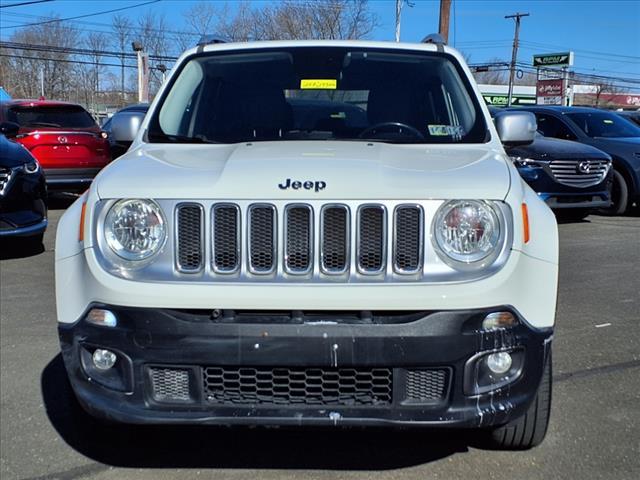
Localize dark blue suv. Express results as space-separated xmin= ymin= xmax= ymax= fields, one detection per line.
xmin=490 ymin=108 xmax=612 ymax=220
xmin=517 ymin=106 xmax=640 ymax=215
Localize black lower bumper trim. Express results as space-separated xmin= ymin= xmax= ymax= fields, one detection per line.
xmin=59 ymin=305 xmax=553 ymax=428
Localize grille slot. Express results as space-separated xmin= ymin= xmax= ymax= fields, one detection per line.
xmin=149 ymin=367 xmax=192 ymax=402
xmin=176 ymin=204 xmax=204 ymax=272
xmin=212 ymin=204 xmax=240 ymax=273
xmin=285 ymin=205 xmax=312 ymax=273
xmin=394 ymin=206 xmax=423 ymax=273
xmin=357 ymin=205 xmax=386 ymax=273
xmin=0 ymin=168 xmax=13 ymax=196
xmin=248 ymin=205 xmax=276 ymax=274
xmin=321 ymin=205 xmax=349 ymax=273
xmin=203 ymin=366 xmax=392 ymax=406
xmin=405 ymin=369 xmax=449 ymax=403
xmin=548 ymin=159 xmax=610 ymax=188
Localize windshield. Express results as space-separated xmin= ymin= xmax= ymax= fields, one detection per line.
xmin=148 ymin=47 xmax=488 ymax=145
xmin=8 ymin=105 xmax=96 ymax=129
xmin=566 ymin=111 xmax=640 ymax=138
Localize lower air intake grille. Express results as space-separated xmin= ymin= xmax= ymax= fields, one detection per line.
xmin=405 ymin=369 xmax=449 ymax=403
xmin=149 ymin=367 xmax=191 ymax=402
xmin=203 ymin=366 xmax=392 ymax=406
xmin=249 ymin=205 xmax=276 ymax=273
xmin=176 ymin=204 xmax=203 ymax=272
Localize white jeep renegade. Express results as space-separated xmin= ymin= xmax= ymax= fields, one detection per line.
xmin=55 ymin=38 xmax=558 ymax=450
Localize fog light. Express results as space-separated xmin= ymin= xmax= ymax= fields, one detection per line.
xmin=92 ymin=349 xmax=117 ymax=370
xmin=482 ymin=311 xmax=517 ymax=331
xmin=86 ymin=308 xmax=117 ymax=328
xmin=486 ymin=352 xmax=513 ymax=375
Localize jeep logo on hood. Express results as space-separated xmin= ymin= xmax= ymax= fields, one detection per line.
xmin=278 ymin=178 xmax=326 ymax=192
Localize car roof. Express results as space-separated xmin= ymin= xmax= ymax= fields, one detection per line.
xmin=1 ymin=99 xmax=86 ymax=108
xmin=516 ymin=105 xmax=619 ymax=114
xmin=118 ymin=103 xmax=149 ymax=112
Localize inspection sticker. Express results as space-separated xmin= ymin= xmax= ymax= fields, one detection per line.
xmin=428 ymin=125 xmax=465 ymax=136
xmin=300 ymin=79 xmax=337 ymax=89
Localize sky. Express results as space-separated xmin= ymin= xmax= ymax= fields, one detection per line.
xmin=1 ymin=0 xmax=639 ymax=84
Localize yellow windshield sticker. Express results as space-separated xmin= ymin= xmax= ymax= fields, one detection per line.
xmin=300 ymin=79 xmax=337 ymax=89
xmin=603 ymin=119 xmax=614 ymax=124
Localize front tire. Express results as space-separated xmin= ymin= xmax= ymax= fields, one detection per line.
xmin=600 ymin=169 xmax=629 ymax=216
xmin=485 ymin=352 xmax=552 ymax=450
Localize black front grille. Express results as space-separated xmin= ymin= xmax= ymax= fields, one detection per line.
xmin=149 ymin=367 xmax=191 ymax=402
xmin=249 ymin=205 xmax=276 ymax=273
xmin=203 ymin=366 xmax=393 ymax=406
xmin=176 ymin=204 xmax=203 ymax=272
xmin=285 ymin=205 xmax=312 ymax=273
xmin=321 ymin=206 xmax=349 ymax=273
xmin=394 ymin=206 xmax=423 ymax=273
xmin=213 ymin=204 xmax=240 ymax=272
xmin=358 ymin=206 xmax=385 ymax=273
xmin=0 ymin=167 xmax=12 ymax=196
xmin=404 ymin=369 xmax=449 ymax=403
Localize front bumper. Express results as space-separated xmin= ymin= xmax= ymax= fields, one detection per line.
xmin=59 ymin=305 xmax=552 ymax=428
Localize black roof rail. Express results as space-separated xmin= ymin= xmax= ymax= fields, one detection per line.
xmin=421 ymin=33 xmax=446 ymax=46
xmin=196 ymin=35 xmax=228 ymax=47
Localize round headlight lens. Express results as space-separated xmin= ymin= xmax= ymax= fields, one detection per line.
xmin=104 ymin=199 xmax=166 ymax=261
xmin=433 ymin=200 xmax=501 ymax=265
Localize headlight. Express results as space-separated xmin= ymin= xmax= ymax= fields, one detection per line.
xmin=509 ymin=156 xmax=544 ymax=168
xmin=432 ymin=200 xmax=503 ymax=267
xmin=104 ymin=199 xmax=166 ymax=261
xmin=23 ymin=161 xmax=39 ymax=174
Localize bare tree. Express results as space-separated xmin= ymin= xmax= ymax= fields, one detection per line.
xmin=0 ymin=19 xmax=78 ymax=100
xmin=181 ymin=0 xmax=378 ymax=42
xmin=112 ymin=14 xmax=132 ymax=105
xmin=86 ymin=32 xmax=109 ymax=108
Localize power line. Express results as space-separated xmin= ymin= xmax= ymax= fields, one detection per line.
xmin=0 ymin=0 xmax=53 ymax=8
xmin=0 ymin=40 xmax=178 ymax=62
xmin=0 ymin=0 xmax=162 ymax=30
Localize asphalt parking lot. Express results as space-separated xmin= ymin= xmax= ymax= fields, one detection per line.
xmin=1 ymin=199 xmax=639 ymax=480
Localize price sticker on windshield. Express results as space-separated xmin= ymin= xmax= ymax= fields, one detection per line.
xmin=428 ymin=125 xmax=465 ymax=136
xmin=300 ymin=79 xmax=337 ymax=89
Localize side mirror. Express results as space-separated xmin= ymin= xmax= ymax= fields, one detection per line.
xmin=494 ymin=111 xmax=537 ymax=147
xmin=0 ymin=121 xmax=20 ymax=138
xmin=111 ymin=111 xmax=145 ymax=144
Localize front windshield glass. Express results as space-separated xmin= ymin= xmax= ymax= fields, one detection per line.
xmin=149 ymin=47 xmax=488 ymax=144
xmin=566 ymin=111 xmax=640 ymax=138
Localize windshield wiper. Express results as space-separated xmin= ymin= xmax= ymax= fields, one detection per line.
xmin=148 ymin=132 xmax=217 ymax=144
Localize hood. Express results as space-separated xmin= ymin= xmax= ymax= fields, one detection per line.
xmin=592 ymin=137 xmax=640 ymax=147
xmin=0 ymin=134 xmax=35 ymax=167
xmin=507 ymin=136 xmax=610 ymax=160
xmin=96 ymin=141 xmax=511 ymax=200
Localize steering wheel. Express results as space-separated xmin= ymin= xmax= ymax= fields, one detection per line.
xmin=358 ymin=122 xmax=425 ymax=140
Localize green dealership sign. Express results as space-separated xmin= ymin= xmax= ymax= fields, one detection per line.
xmin=533 ymin=52 xmax=574 ymax=67
xmin=483 ymin=95 xmax=536 ymax=106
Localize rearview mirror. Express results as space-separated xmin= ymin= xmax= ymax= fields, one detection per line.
xmin=494 ymin=111 xmax=537 ymax=147
xmin=111 ymin=111 xmax=145 ymax=144
xmin=0 ymin=121 xmax=20 ymax=138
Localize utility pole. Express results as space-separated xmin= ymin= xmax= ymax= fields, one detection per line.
xmin=438 ymin=0 xmax=451 ymax=44
xmin=505 ymin=12 xmax=529 ymax=107
xmin=132 ymin=41 xmax=149 ymax=103
xmin=395 ymin=0 xmax=402 ymax=42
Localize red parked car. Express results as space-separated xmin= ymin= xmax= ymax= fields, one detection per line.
xmin=0 ymin=100 xmax=110 ymax=191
